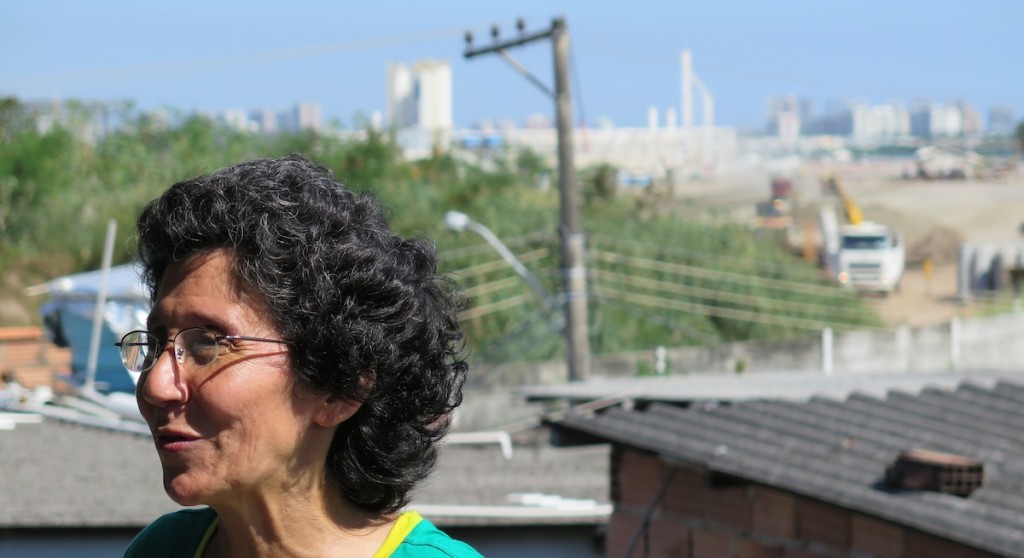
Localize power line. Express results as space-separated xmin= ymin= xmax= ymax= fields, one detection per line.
xmin=7 ymin=27 xmax=466 ymax=87
xmin=447 ymin=247 xmax=551 ymax=280
xmin=591 ymin=249 xmax=853 ymax=300
xmin=594 ymin=286 xmax=876 ymax=332
xmin=466 ymin=305 xmax=565 ymax=387
xmin=595 ymin=269 xmax=875 ymax=321
xmin=439 ymin=230 xmax=552 ymax=262
xmin=590 ymin=233 xmax=836 ymax=284
xmin=458 ymin=294 xmax=529 ymax=321
xmin=595 ymin=296 xmax=720 ymax=345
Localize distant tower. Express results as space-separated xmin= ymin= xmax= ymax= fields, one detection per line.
xmin=679 ymin=49 xmax=715 ymax=165
xmin=988 ymin=104 xmax=1016 ymax=135
xmin=387 ymin=60 xmax=452 ymax=134
xmin=681 ymin=50 xmax=693 ymax=132
xmin=387 ymin=63 xmax=414 ymax=129
xmin=278 ymin=102 xmax=322 ymax=133
xmin=295 ymin=102 xmax=322 ymax=132
xmin=412 ymin=60 xmax=453 ymax=132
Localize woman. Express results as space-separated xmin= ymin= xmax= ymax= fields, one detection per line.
xmin=119 ymin=155 xmax=480 ymax=557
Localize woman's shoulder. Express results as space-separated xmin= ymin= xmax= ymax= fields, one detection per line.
xmin=123 ymin=508 xmax=218 ymax=558
xmin=388 ymin=515 xmax=483 ymax=558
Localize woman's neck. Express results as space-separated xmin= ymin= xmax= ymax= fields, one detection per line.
xmin=203 ymin=477 xmax=396 ymax=558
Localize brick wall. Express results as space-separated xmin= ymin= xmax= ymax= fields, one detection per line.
xmin=606 ymin=447 xmax=1004 ymax=558
xmin=0 ymin=326 xmax=70 ymax=390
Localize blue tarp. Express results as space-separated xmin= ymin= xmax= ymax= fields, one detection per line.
xmin=40 ymin=264 xmax=150 ymax=393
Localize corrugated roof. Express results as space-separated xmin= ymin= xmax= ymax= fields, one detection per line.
xmin=0 ymin=405 xmax=609 ymax=529
xmin=415 ymin=442 xmax=610 ymax=526
xmin=552 ymin=378 xmax=1024 ymax=557
xmin=0 ymin=413 xmax=174 ymax=527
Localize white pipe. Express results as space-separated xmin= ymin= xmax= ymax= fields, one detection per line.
xmin=85 ymin=220 xmax=117 ymax=390
xmin=822 ymin=327 xmax=834 ymax=376
xmin=445 ymin=430 xmax=514 ymax=460
xmin=950 ymin=317 xmax=961 ymax=371
xmin=647 ymin=106 xmax=658 ymax=131
xmin=693 ymin=74 xmax=715 ymax=164
xmin=681 ymin=49 xmax=693 ymax=131
xmin=411 ymin=504 xmax=613 ymax=519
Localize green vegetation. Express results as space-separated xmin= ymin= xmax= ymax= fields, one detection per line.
xmin=0 ymin=97 xmax=878 ymax=365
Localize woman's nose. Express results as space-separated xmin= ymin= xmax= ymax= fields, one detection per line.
xmin=137 ymin=347 xmax=187 ymax=408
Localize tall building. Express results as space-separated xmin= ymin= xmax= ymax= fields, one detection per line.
xmin=278 ymin=102 xmax=323 ymax=133
xmin=798 ymin=98 xmax=814 ymax=130
xmin=955 ymin=101 xmax=983 ymax=137
xmin=814 ymin=98 xmax=856 ymax=136
xmin=765 ymin=94 xmax=801 ymax=136
xmin=850 ymin=102 xmax=910 ymax=142
xmin=386 ymin=59 xmax=452 ymax=134
xmin=250 ymin=108 xmax=278 ymax=134
xmin=296 ymin=102 xmax=322 ymax=132
xmin=387 ymin=63 xmax=415 ymax=130
xmin=988 ymin=104 xmax=1016 ymax=136
xmin=910 ymin=102 xmax=962 ymax=138
xmin=221 ymin=109 xmax=252 ymax=132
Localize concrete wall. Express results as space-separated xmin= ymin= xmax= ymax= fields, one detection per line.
xmin=455 ymin=311 xmax=1024 ymax=430
xmin=468 ymin=311 xmax=1024 ymax=388
xmin=608 ymin=449 xmax=1002 ymax=558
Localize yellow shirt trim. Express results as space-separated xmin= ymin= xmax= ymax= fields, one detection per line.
xmin=193 ymin=515 xmax=220 ymax=558
xmin=373 ymin=511 xmax=423 ymax=558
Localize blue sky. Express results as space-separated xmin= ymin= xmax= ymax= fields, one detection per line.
xmin=2 ymin=0 xmax=1020 ymax=130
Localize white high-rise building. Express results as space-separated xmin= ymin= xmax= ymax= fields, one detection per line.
xmin=988 ymin=104 xmax=1016 ymax=135
xmin=221 ymin=109 xmax=252 ymax=132
xmin=251 ymin=108 xmax=278 ymax=134
xmin=295 ymin=102 xmax=322 ymax=132
xmin=850 ymin=102 xmax=910 ymax=142
xmin=911 ymin=103 xmax=963 ymax=138
xmin=279 ymin=102 xmax=323 ymax=133
xmin=765 ymin=95 xmax=801 ymax=136
xmin=387 ymin=59 xmax=452 ymax=134
xmin=956 ymin=101 xmax=983 ymax=137
xmin=387 ymin=63 xmax=415 ymax=130
xmin=777 ymin=111 xmax=800 ymax=146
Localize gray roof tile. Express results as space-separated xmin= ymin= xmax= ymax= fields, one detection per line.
xmin=0 ymin=406 xmax=610 ymax=529
xmin=553 ymin=377 xmax=1024 ymax=556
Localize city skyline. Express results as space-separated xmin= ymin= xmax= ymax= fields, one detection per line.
xmin=3 ymin=1 xmax=1021 ymax=131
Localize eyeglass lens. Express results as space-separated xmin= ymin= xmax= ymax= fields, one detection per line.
xmin=119 ymin=329 xmax=223 ymax=373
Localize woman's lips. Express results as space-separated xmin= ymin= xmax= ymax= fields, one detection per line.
xmin=155 ymin=432 xmax=200 ymax=453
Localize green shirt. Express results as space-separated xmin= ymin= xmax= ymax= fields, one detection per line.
xmin=124 ymin=508 xmax=482 ymax=558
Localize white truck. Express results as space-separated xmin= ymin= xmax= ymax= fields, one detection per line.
xmin=826 ymin=220 xmax=905 ymax=294
xmin=818 ymin=176 xmax=905 ymax=295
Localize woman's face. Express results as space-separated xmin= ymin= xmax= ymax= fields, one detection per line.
xmin=137 ymin=249 xmax=332 ymax=506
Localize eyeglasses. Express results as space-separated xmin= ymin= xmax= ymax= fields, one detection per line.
xmin=115 ymin=327 xmax=289 ymax=374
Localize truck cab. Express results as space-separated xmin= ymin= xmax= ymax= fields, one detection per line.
xmin=834 ymin=222 xmax=905 ymax=294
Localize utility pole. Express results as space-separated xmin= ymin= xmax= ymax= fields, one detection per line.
xmin=465 ymin=17 xmax=591 ymax=382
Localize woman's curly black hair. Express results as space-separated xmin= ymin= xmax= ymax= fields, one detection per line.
xmin=135 ymin=154 xmax=468 ymax=515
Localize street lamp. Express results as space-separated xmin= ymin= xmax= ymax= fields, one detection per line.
xmin=444 ymin=211 xmax=556 ymax=312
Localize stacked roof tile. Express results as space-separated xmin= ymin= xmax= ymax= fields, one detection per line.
xmin=554 ymin=379 xmax=1024 ymax=556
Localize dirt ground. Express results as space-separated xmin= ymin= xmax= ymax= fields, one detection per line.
xmin=836 ymin=175 xmax=1024 ymax=327
xmin=686 ymin=166 xmax=1024 ymax=328
xmin=866 ymin=263 xmax=961 ymax=327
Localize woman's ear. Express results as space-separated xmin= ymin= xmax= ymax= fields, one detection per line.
xmin=313 ymin=395 xmax=362 ymax=427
